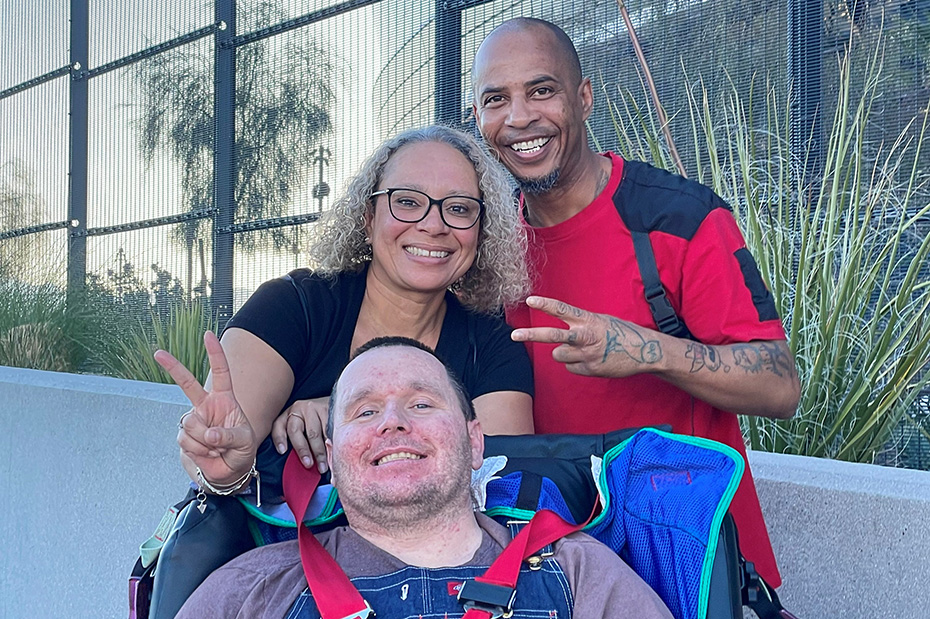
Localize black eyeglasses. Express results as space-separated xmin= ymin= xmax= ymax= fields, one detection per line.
xmin=370 ymin=188 xmax=484 ymax=230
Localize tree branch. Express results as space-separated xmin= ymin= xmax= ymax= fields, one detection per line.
xmin=615 ymin=0 xmax=687 ymax=178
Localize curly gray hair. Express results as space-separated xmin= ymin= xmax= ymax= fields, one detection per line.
xmin=308 ymin=125 xmax=530 ymax=312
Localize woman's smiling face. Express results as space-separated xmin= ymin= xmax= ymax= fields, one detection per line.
xmin=366 ymin=141 xmax=482 ymax=297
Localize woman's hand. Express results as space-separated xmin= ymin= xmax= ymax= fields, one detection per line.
xmin=155 ymin=330 xmax=258 ymax=486
xmin=270 ymin=396 xmax=330 ymax=473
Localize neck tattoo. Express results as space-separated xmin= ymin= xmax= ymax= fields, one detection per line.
xmin=593 ymin=166 xmax=610 ymax=199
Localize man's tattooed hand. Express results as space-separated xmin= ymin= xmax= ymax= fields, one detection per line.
xmin=603 ymin=317 xmax=662 ymax=364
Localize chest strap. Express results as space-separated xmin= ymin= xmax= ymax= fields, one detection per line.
xmin=282 ymin=451 xmax=586 ymax=619
xmin=459 ymin=509 xmax=585 ymax=619
xmin=630 ymin=229 xmax=693 ymax=340
xmin=283 ymin=452 xmax=373 ymax=619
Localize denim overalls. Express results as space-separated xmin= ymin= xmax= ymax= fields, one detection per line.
xmin=285 ymin=558 xmax=573 ymax=619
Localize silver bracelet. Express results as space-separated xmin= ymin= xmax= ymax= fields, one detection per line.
xmin=194 ymin=459 xmax=261 ymax=513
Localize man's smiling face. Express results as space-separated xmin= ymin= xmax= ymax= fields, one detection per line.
xmin=326 ymin=346 xmax=483 ymax=523
xmin=472 ymin=23 xmax=593 ymax=195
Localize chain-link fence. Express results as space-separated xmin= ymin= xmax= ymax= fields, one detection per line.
xmin=2 ymin=0 xmax=928 ymax=466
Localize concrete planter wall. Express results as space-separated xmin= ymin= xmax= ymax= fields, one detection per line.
xmin=750 ymin=450 xmax=930 ymax=618
xmin=1 ymin=366 xmax=927 ymax=618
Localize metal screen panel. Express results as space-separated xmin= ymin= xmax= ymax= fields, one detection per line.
xmin=0 ymin=76 xmax=69 ymax=285
xmin=373 ymin=0 xmax=436 ymax=138
xmin=86 ymin=49 xmax=214 ymax=229
xmin=85 ymin=225 xmax=202 ymax=311
xmin=0 ymin=1 xmax=69 ymax=89
xmin=89 ymin=0 xmax=213 ymax=67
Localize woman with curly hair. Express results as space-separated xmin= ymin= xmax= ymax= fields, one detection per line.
xmin=255 ymin=123 xmax=535 ymax=468
xmin=149 ymin=125 xmax=534 ymax=617
xmin=167 ymin=122 xmax=534 ymax=479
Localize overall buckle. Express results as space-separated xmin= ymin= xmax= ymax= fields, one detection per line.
xmin=457 ymin=579 xmax=515 ymax=618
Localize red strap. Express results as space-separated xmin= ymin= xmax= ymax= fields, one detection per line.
xmin=462 ymin=509 xmax=586 ymax=619
xmin=285 ymin=451 xmax=586 ymax=619
xmin=282 ymin=451 xmax=372 ymax=619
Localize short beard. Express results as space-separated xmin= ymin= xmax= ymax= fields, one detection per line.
xmin=516 ymin=169 xmax=560 ymax=195
xmin=340 ymin=466 xmax=473 ymax=530
xmin=334 ymin=433 xmax=476 ymax=531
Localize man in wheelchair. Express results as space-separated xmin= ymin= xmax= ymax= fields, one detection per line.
xmin=175 ymin=336 xmax=673 ymax=619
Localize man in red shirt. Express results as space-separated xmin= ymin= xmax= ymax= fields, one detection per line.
xmin=471 ymin=17 xmax=800 ymax=588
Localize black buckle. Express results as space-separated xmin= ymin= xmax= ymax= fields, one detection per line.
xmin=644 ymin=289 xmax=682 ymax=334
xmin=457 ymin=580 xmax=515 ymax=619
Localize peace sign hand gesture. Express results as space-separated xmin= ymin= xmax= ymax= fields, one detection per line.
xmin=155 ymin=330 xmax=258 ymax=486
xmin=511 ymin=295 xmax=666 ymax=378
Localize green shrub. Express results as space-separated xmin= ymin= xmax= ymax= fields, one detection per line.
xmin=103 ymin=301 xmax=216 ymax=384
xmin=0 ymin=278 xmax=95 ymax=372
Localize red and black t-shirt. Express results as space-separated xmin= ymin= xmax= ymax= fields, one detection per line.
xmin=508 ymin=153 xmax=786 ymax=586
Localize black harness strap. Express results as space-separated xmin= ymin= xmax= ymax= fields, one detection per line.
xmin=630 ymin=229 xmax=693 ymax=340
xmin=742 ymin=558 xmax=800 ymax=619
xmin=612 ymin=160 xmax=694 ymax=341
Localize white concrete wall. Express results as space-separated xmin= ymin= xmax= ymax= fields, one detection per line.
xmin=1 ymin=366 xmax=928 ymax=618
xmin=0 ymin=367 xmax=190 ymax=619
xmin=750 ymin=450 xmax=930 ymax=618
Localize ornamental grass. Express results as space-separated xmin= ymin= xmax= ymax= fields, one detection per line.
xmin=103 ymin=300 xmax=216 ymax=385
xmin=0 ymin=278 xmax=95 ymax=372
xmin=600 ymin=38 xmax=930 ymax=463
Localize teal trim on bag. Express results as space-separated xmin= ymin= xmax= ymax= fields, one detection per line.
xmin=246 ymin=515 xmax=267 ymax=546
xmin=585 ymin=427 xmax=744 ymax=619
xmin=237 ymin=497 xmax=298 ymax=528
xmin=237 ymin=489 xmax=346 ymax=530
xmin=483 ymin=505 xmax=538 ymax=523
xmin=305 ymin=487 xmax=344 ymax=528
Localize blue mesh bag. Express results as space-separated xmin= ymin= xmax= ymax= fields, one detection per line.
xmin=484 ymin=471 xmax=578 ymax=524
xmin=480 ymin=428 xmax=743 ymax=619
xmin=586 ymin=429 xmax=742 ymax=619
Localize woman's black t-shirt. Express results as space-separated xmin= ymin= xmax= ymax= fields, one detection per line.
xmin=225 ymin=265 xmax=533 ymax=497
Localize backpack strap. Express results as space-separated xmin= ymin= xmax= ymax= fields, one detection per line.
xmin=723 ymin=506 xmax=798 ymax=619
xmin=613 ymin=161 xmax=694 ymax=340
xmin=741 ymin=558 xmax=800 ymax=619
xmin=630 ymin=229 xmax=693 ymax=339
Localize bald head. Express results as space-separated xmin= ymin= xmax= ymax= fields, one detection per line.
xmin=473 ymin=18 xmax=582 ymax=91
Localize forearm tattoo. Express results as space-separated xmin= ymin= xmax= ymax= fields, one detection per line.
xmin=686 ymin=343 xmax=729 ymax=373
xmin=602 ymin=317 xmax=662 ymax=364
xmin=686 ymin=341 xmax=796 ymax=378
xmin=732 ymin=342 xmax=797 ymax=377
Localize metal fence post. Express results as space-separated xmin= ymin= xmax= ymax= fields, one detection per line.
xmin=788 ymin=0 xmax=824 ymax=181
xmin=435 ymin=0 xmax=462 ymax=125
xmin=214 ymin=0 xmax=236 ymax=327
xmin=67 ymin=0 xmax=89 ymax=301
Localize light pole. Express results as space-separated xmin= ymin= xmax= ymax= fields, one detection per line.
xmin=312 ymin=147 xmax=331 ymax=213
